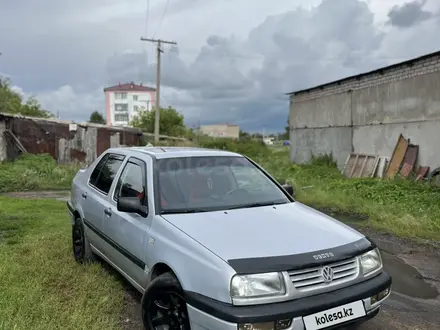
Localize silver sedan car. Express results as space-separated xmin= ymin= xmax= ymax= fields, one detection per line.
xmin=67 ymin=147 xmax=391 ymax=330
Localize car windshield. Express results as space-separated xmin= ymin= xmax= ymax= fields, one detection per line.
xmin=157 ymin=156 xmax=291 ymax=214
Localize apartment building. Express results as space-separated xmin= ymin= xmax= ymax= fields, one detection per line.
xmin=104 ymin=82 xmax=156 ymax=126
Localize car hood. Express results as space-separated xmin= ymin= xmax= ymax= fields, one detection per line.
xmin=161 ymin=202 xmax=366 ymax=264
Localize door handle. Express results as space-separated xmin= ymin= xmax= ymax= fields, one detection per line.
xmin=104 ymin=208 xmax=112 ymax=216
xmin=81 ymin=192 xmax=87 ymax=199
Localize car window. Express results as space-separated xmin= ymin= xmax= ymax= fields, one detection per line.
xmin=157 ymin=156 xmax=290 ymax=213
xmin=230 ymin=165 xmax=274 ymax=191
xmin=90 ymin=154 xmax=125 ymax=194
xmin=114 ymin=160 xmax=146 ymax=206
xmin=89 ymin=154 xmax=109 ymax=186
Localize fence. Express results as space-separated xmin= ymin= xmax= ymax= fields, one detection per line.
xmin=0 ymin=113 xmax=142 ymax=164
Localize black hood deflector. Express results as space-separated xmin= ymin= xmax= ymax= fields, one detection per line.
xmin=227 ymin=237 xmax=376 ymax=274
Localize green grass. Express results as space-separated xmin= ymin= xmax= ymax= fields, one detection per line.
xmin=0 ymin=197 xmax=124 ymax=330
xmin=0 ymin=154 xmax=78 ymax=192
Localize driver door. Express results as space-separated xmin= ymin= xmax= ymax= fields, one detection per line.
xmin=103 ymin=156 xmax=154 ymax=289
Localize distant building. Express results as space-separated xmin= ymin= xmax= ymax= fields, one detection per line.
xmin=263 ymin=137 xmax=275 ymax=145
xmin=199 ymin=124 xmax=239 ymax=139
xmin=104 ymin=82 xmax=156 ymax=126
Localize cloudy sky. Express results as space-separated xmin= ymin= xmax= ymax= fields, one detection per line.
xmin=1 ymin=0 xmax=440 ymax=132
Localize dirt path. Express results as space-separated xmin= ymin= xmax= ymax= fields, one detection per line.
xmin=5 ymin=191 xmax=440 ymax=329
xmin=2 ymin=190 xmax=71 ymax=201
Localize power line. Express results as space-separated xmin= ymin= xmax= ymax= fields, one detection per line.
xmin=141 ymin=0 xmax=151 ymax=82
xmin=145 ymin=0 xmax=150 ymax=35
xmin=153 ymin=0 xmax=170 ymax=39
xmin=140 ymin=37 xmax=177 ymax=143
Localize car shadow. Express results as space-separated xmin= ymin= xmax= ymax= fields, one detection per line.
xmin=96 ymin=257 xmax=144 ymax=330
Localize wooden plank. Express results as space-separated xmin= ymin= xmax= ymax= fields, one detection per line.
xmin=385 ymin=134 xmax=408 ymax=179
xmin=349 ymin=154 xmax=359 ymax=178
xmin=341 ymin=154 xmax=351 ymax=175
xmin=376 ymin=156 xmax=387 ymax=178
xmin=359 ymin=155 xmax=369 ymax=177
xmin=415 ymin=166 xmax=430 ymax=181
xmin=371 ymin=157 xmax=380 ymax=178
xmin=399 ymin=144 xmax=419 ymax=178
xmin=5 ymin=129 xmax=28 ymax=154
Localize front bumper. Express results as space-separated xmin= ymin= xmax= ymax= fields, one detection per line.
xmin=185 ymin=271 xmax=392 ymax=330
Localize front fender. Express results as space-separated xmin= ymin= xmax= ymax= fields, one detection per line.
xmin=66 ymin=199 xmax=85 ymax=226
xmin=148 ymin=216 xmax=236 ymax=304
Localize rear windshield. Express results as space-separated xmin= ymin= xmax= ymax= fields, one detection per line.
xmin=157 ymin=156 xmax=290 ymax=213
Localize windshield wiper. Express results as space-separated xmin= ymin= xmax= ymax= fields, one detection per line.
xmin=226 ymin=201 xmax=288 ymax=210
xmin=161 ymin=209 xmax=210 ymax=214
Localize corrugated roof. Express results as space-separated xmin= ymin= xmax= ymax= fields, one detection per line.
xmin=103 ymin=82 xmax=156 ymax=92
xmin=0 ymin=112 xmax=142 ymax=133
xmin=287 ymin=49 xmax=440 ymax=96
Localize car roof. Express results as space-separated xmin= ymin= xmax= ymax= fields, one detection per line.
xmin=105 ymin=146 xmax=244 ymax=159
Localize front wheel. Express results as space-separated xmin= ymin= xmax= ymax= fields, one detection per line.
xmin=141 ymin=273 xmax=191 ymax=330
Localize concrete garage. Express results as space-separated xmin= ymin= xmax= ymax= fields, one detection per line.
xmin=288 ymin=50 xmax=440 ymax=170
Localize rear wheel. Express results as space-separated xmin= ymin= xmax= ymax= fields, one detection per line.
xmin=141 ymin=272 xmax=191 ymax=330
xmin=72 ymin=217 xmax=96 ymax=263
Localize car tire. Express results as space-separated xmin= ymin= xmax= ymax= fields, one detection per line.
xmin=72 ymin=217 xmax=96 ymax=263
xmin=141 ymin=272 xmax=191 ymax=330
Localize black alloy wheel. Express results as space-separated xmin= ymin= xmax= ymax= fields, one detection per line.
xmin=72 ymin=219 xmax=85 ymax=261
xmin=145 ymin=291 xmax=190 ymax=330
xmin=142 ymin=273 xmax=191 ymax=330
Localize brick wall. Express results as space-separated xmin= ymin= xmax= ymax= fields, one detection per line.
xmin=291 ymin=53 xmax=440 ymax=103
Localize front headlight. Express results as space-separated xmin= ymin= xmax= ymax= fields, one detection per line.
xmin=360 ymin=248 xmax=382 ymax=275
xmin=230 ymin=272 xmax=286 ymax=298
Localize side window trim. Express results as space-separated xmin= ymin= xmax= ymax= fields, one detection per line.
xmin=113 ymin=157 xmax=147 ymax=203
xmin=88 ymin=153 xmax=125 ymax=196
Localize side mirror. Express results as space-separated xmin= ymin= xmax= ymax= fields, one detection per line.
xmin=117 ymin=197 xmax=148 ymax=217
xmin=282 ymin=184 xmax=295 ymax=198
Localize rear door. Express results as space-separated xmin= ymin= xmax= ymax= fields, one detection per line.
xmin=103 ymin=156 xmax=155 ymax=288
xmin=82 ymin=153 xmax=125 ymax=253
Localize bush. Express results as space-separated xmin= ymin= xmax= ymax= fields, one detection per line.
xmin=310 ymin=153 xmax=337 ymax=167
xmin=0 ymin=154 xmax=79 ymax=192
xmin=197 ymin=137 xmax=270 ymax=159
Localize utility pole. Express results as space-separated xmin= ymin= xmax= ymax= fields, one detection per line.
xmin=140 ymin=37 xmax=177 ymax=143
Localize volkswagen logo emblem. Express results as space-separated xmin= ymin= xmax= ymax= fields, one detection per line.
xmin=321 ymin=266 xmax=334 ymax=283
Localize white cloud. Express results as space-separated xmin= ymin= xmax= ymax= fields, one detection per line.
xmin=36 ymin=86 xmax=104 ymax=121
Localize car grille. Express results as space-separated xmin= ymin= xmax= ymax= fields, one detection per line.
xmin=288 ymin=257 xmax=359 ymax=293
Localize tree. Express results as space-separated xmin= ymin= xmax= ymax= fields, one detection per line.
xmin=130 ymin=106 xmax=188 ymax=137
xmin=278 ymin=118 xmax=290 ymax=141
xmin=0 ymin=77 xmax=53 ymax=118
xmin=239 ymin=130 xmax=251 ymax=140
xmin=89 ymin=111 xmax=106 ymax=124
